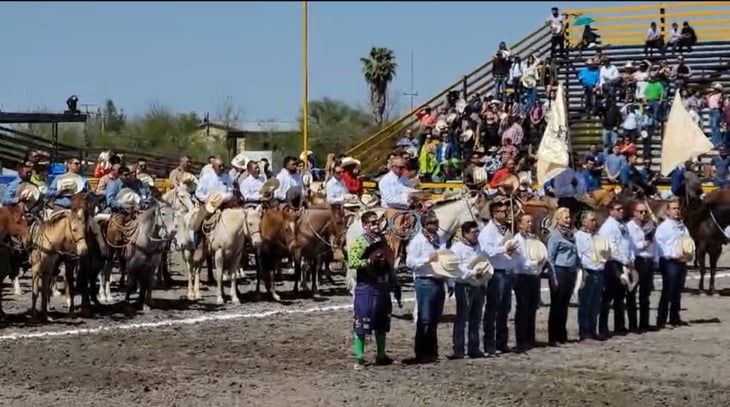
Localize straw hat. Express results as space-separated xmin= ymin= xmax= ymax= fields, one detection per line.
xmin=116 ymin=187 xmax=142 ymax=208
xmin=429 ymin=249 xmax=461 ymax=279
xmin=472 ymin=167 xmax=488 ymax=184
xmin=205 ymin=192 xmax=225 ymax=213
xmin=16 ymin=182 xmax=41 ymax=206
xmin=498 ymin=173 xmax=520 ymax=191
xmin=260 ymin=178 xmax=280 ymax=195
xmin=446 ymin=112 xmax=458 ymax=124
xmin=230 ymin=153 xmax=249 ymax=170
xmin=521 ymin=75 xmax=537 ymax=89
xmin=56 ymin=173 xmax=85 ymax=195
xmin=523 ymin=238 xmax=548 ymax=266
xmin=340 ymin=157 xmax=361 ymax=168
xmin=620 ymin=265 xmax=640 ymax=292
xmin=677 ymin=235 xmax=696 ymax=262
xmin=466 ymin=254 xmax=494 ymax=285
xmin=299 ymin=150 xmax=313 ymax=161
xmin=517 ymin=171 xmax=532 ymax=186
xmin=435 ymin=119 xmax=448 ymax=131
xmin=592 ymin=235 xmax=612 ymax=262
xmin=455 ymin=99 xmax=467 ymax=114
xmin=181 ymin=172 xmax=198 ymax=186
xmin=359 ymin=193 xmax=379 ymax=208
xmin=301 ymin=171 xmax=313 ymax=187
xmin=137 ymin=173 xmax=155 ymax=187
xmin=460 ymin=129 xmax=475 ymax=142
xmin=343 ymin=193 xmax=361 ymax=208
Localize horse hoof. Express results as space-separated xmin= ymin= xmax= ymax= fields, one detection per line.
xmin=216 ymin=297 xmax=225 ymax=305
xmin=271 ymin=292 xmax=281 ymax=302
xmin=142 ymin=304 xmax=151 ymax=312
xmin=230 ymin=298 xmax=241 ymax=305
xmin=186 ymin=292 xmax=195 ymax=301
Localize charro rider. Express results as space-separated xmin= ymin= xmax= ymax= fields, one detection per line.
xmin=544 ymin=165 xmax=587 ymax=217
xmin=169 ymin=155 xmax=195 ymax=189
xmin=238 ymin=160 xmax=266 ymax=203
xmin=347 ymin=210 xmax=401 ymax=369
xmin=135 ymin=158 xmax=155 ymax=188
xmin=105 ymin=165 xmax=154 ymax=246
xmin=191 ymin=157 xmax=235 ymax=262
xmin=2 ymin=160 xmax=40 ymax=211
xmin=274 ymin=156 xmax=304 ymax=209
xmin=45 ymin=156 xmax=90 ymax=211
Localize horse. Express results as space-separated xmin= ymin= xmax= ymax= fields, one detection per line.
xmin=0 ymin=205 xmax=31 ymax=316
xmin=29 ymin=206 xmax=88 ymax=320
xmin=257 ymin=207 xmax=297 ymax=301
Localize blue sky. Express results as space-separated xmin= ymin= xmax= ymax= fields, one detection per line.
xmin=1 ymin=1 xmax=655 ymax=124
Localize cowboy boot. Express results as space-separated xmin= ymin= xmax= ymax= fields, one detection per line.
xmin=191 ymin=208 xmax=212 ymax=263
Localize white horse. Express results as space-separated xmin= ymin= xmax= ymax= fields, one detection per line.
xmin=199 ymin=207 xmax=249 ymax=304
xmin=160 ymin=187 xmax=198 ymax=299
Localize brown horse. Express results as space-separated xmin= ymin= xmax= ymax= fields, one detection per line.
xmin=30 ymin=205 xmax=89 ymax=321
xmin=256 ymin=208 xmax=296 ymax=301
xmin=0 ymin=205 xmax=31 ymax=315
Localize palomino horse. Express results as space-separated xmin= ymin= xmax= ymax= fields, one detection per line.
xmin=161 ymin=187 xmax=200 ymax=300
xmin=29 ymin=206 xmax=88 ymax=320
xmin=0 ymin=205 xmax=31 ymax=315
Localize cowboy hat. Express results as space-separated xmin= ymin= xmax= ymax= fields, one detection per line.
xmin=466 ymin=254 xmax=494 ymax=284
xmin=472 ymin=167 xmax=488 ymax=184
xmin=521 ymin=75 xmax=537 ymax=89
xmin=137 ymin=173 xmax=155 ymax=187
xmin=359 ymin=193 xmax=379 ymax=208
xmin=498 ymin=174 xmax=520 ymax=191
xmin=435 ymin=119 xmax=448 ymax=131
xmin=116 ymin=187 xmax=142 ymax=208
xmin=429 ymin=249 xmax=461 ymax=279
xmin=677 ymin=235 xmax=696 ymax=262
xmin=446 ymin=112 xmax=458 ymax=124
xmin=230 ymin=153 xmax=249 ymax=170
xmin=455 ymin=99 xmax=467 ymax=114
xmin=517 ymin=171 xmax=532 ymax=186
xmin=181 ymin=172 xmax=198 ymax=185
xmin=56 ymin=173 xmax=85 ymax=195
xmin=343 ymin=193 xmax=361 ymax=208
xmin=260 ymin=178 xmax=280 ymax=195
xmin=16 ymin=182 xmax=41 ymax=205
xmin=523 ymin=238 xmax=548 ymax=266
xmin=299 ymin=150 xmax=313 ymax=161
xmin=340 ymin=157 xmax=361 ymax=168
xmin=301 ymin=171 xmax=313 ymax=187
xmin=460 ymin=129 xmax=475 ymax=143
xmin=620 ymin=265 xmax=640 ymax=292
xmin=592 ymin=235 xmax=612 ymax=262
xmin=204 ymin=192 xmax=225 ymax=213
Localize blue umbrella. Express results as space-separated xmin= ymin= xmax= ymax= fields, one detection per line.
xmin=574 ymin=15 xmax=595 ymax=26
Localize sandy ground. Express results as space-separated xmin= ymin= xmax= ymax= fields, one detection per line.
xmin=0 ymin=249 xmax=730 ymax=407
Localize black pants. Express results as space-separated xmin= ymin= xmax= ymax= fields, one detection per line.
xmin=599 ymin=260 xmax=627 ymax=334
xmin=628 ymin=257 xmax=655 ymax=329
xmin=548 ymin=266 xmax=576 ymax=343
xmin=657 ymin=258 xmax=687 ymax=325
xmin=550 ymin=34 xmax=565 ymax=58
xmin=513 ymin=274 xmax=540 ymax=348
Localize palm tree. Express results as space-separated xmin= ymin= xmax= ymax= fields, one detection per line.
xmin=360 ymin=47 xmax=397 ymax=126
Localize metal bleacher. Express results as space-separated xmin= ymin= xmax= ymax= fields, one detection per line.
xmin=563 ymin=2 xmax=730 ymax=172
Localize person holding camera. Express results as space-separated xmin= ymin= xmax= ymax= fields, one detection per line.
xmin=347 ymin=211 xmax=401 ymax=370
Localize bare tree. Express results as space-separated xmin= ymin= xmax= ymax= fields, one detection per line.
xmin=215 ymin=96 xmax=244 ymax=130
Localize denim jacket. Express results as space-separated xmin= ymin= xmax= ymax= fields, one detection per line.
xmin=547 ymin=227 xmax=579 ymax=272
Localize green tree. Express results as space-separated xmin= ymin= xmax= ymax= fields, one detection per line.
xmin=360 ymin=47 xmax=398 ymax=126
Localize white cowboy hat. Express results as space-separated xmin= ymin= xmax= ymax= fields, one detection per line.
xmin=521 ymin=75 xmax=537 ymax=89
xmin=455 ymin=99 xmax=467 ymax=114
xmin=260 ymin=178 xmax=280 ymax=195
xmin=343 ymin=194 xmax=361 ymax=208
xmin=467 ymin=254 xmax=494 ymax=285
xmin=359 ymin=193 xmax=379 ymax=208
xmin=460 ymin=129 xmax=475 ymax=143
xmin=472 ymin=167 xmax=488 ymax=184
xmin=116 ymin=187 xmax=142 ymax=208
xmin=299 ymin=150 xmax=313 ymax=161
xmin=230 ymin=153 xmax=249 ymax=170
xmin=137 ymin=173 xmax=155 ymax=187
xmin=435 ymin=119 xmax=448 ymax=131
xmin=446 ymin=112 xmax=458 ymax=124
xmin=204 ymin=192 xmax=225 ymax=213
xmin=677 ymin=235 xmax=696 ymax=262
xmin=498 ymin=173 xmax=521 ymax=191
xmin=301 ymin=171 xmax=313 ymax=187
xmin=592 ymin=235 xmax=612 ymax=262
xmin=523 ymin=238 xmax=548 ymax=266
xmin=712 ymin=82 xmax=723 ymax=91
xmin=429 ymin=249 xmax=461 ymax=279
xmin=181 ymin=172 xmax=198 ymax=186
xmin=16 ymin=182 xmax=41 ymax=205
xmin=620 ymin=265 xmax=640 ymax=292
xmin=340 ymin=157 xmax=361 ymax=168
xmin=56 ymin=173 xmax=85 ymax=195
xmin=518 ymin=171 xmax=532 ymax=186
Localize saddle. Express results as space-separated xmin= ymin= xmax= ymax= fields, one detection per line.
xmin=105 ymin=210 xmax=136 ymax=246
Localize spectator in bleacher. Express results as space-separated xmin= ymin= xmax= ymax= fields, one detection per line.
xmin=578 ymin=58 xmax=600 ymax=115
xmin=617 ymin=135 xmax=637 ymax=157
xmin=502 ymin=115 xmax=524 ymax=147
xmin=632 ymin=61 xmax=651 ymax=101
xmin=435 ymin=133 xmax=454 ymax=163
xmin=670 ymin=56 xmax=691 ymax=89
xmin=492 ymin=43 xmax=512 ymax=101
xmin=602 ymin=101 xmax=621 ymax=155
xmin=644 ymin=75 xmax=666 ymax=122
xmin=541 ymin=56 xmax=557 ymax=97
xmin=604 ymin=144 xmax=627 ymax=184
xmin=599 ymin=58 xmax=621 ymax=99
xmin=546 ymin=6 xmax=565 ymax=58
xmin=644 ymin=22 xmax=664 ymax=57
xmin=710 ymin=146 xmax=730 ymax=188
xmin=521 ymin=55 xmax=540 ymax=112
xmin=576 ymin=25 xmax=601 ymax=57
xmin=578 ymin=156 xmax=601 ymax=194
xmin=620 ymin=102 xmax=640 ymax=141
xmin=666 ymin=22 xmax=683 ymax=55
xmin=488 ymin=158 xmax=517 ymax=190
xmin=678 ymin=21 xmax=697 ymax=53
xmin=509 ymin=55 xmax=525 ymax=97
xmin=721 ymin=97 xmax=730 ymax=145
xmin=484 ymin=146 xmax=503 ymax=178
xmin=707 ymin=83 xmax=725 ymax=147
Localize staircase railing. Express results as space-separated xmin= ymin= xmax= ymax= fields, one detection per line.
xmin=347 ymin=24 xmax=553 ymax=174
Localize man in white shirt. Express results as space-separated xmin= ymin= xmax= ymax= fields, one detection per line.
xmin=626 ymin=202 xmax=657 ymax=331
xmin=325 ymin=165 xmax=348 ymax=205
xmin=546 ymin=6 xmax=564 ymax=58
xmin=478 ymin=199 xmax=516 ymax=355
xmin=654 ymin=200 xmax=690 ymax=327
xmin=512 ymin=214 xmax=544 ymax=351
xmin=238 ymin=161 xmax=266 ymax=203
xmin=574 ymin=210 xmax=607 ymax=341
xmin=192 ymin=157 xmax=235 ymax=261
xmin=597 ymin=200 xmax=635 ymax=336
xmin=644 ymin=21 xmax=664 ymax=57
xmin=274 ymin=156 xmax=304 ymax=208
xmin=378 ymin=157 xmax=416 ymax=210
xmin=599 ymin=58 xmax=620 ymax=98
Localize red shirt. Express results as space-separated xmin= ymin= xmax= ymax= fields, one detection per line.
xmin=94 ymin=163 xmax=111 ymax=178
xmin=341 ymin=170 xmax=363 ymax=195
xmin=489 ymin=167 xmax=513 ymax=188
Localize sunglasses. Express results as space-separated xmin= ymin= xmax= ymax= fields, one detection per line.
xmin=636 ymin=210 xmax=647 ymax=214
xmin=70 ymin=161 xmax=81 ymax=166
xmin=365 ymin=220 xmax=379 ymax=226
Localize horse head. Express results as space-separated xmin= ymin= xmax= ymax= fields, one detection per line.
xmin=0 ymin=205 xmax=31 ymax=250
xmin=244 ymin=205 xmax=263 ymax=248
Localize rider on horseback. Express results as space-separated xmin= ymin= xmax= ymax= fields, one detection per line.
xmin=191 ymin=157 xmax=235 ymax=262
xmin=105 ymin=165 xmax=154 ymax=245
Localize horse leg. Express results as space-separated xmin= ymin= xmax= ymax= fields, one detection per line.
xmin=184 ymin=249 xmax=195 ymax=300
xmin=206 ymin=255 xmax=216 ymax=287
xmin=293 ymin=252 xmax=302 ymax=295
xmin=697 ymin=244 xmax=707 ymax=294
xmin=64 ymin=261 xmax=75 ymax=318
xmin=709 ymin=243 xmax=722 ymax=296
xmin=214 ymin=251 xmax=226 ymax=305
xmin=12 ymin=265 xmax=22 ymax=296
xmin=229 ymin=263 xmax=240 ymax=305
xmin=139 ymin=267 xmax=153 ymax=312
xmin=41 ymin=270 xmax=52 ymax=321
xmin=99 ymin=260 xmax=113 ymax=304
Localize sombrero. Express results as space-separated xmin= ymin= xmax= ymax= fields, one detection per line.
xmin=460 ymin=129 xmax=475 ymax=143
xmin=340 ymin=157 xmax=361 ymax=168
xmin=181 ymin=172 xmax=198 ymax=186
xmin=677 ymin=235 xmax=696 ymax=262
xmin=299 ymin=150 xmax=313 ymax=161
xmin=472 ymin=167 xmax=488 ymax=184
xmin=230 ymin=153 xmax=249 ymax=170
xmin=137 ymin=173 xmax=155 ymax=187
xmin=260 ymin=178 xmax=280 ymax=195
xmin=301 ymin=171 xmax=313 ymax=187
xmin=435 ymin=119 xmax=448 ymax=132
xmin=343 ymin=193 xmax=361 ymax=208
xmin=466 ymin=254 xmax=493 ymax=285
xmin=523 ymin=238 xmax=548 ymax=266
xmin=429 ymin=249 xmax=461 ymax=279
xmin=517 ymin=171 xmax=532 ymax=186
xmin=592 ymin=235 xmax=612 ymax=262
xmin=446 ymin=112 xmax=458 ymax=124
xmin=116 ymin=187 xmax=142 ymax=208
xmin=498 ymin=174 xmax=520 ymax=191
xmin=620 ymin=265 xmax=640 ymax=292
xmin=56 ymin=173 xmax=85 ymax=195
xmin=204 ymin=192 xmax=225 ymax=213
xmin=359 ymin=193 xmax=379 ymax=208
xmin=16 ymin=182 xmax=41 ymax=206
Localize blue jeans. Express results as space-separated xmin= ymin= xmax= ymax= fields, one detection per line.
xmin=709 ymin=108 xmax=722 ymax=147
xmin=657 ymin=258 xmax=687 ymax=325
xmin=548 ymin=266 xmax=577 ymax=343
xmin=578 ymin=268 xmax=604 ymax=338
xmin=483 ymin=270 xmax=513 ymax=351
xmin=493 ymin=75 xmax=508 ymax=100
xmin=522 ymin=87 xmax=538 ymax=113
xmin=602 ymin=129 xmax=618 ymax=154
xmin=648 ymin=101 xmax=662 ymax=123
xmin=453 ymin=283 xmax=486 ymax=356
xmin=414 ymin=277 xmax=445 ymax=359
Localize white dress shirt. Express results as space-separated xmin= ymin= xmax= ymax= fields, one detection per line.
xmin=626 ymin=219 xmax=656 ymax=259
xmin=512 ymin=233 xmax=543 ymax=275
xmin=325 ymin=177 xmax=347 ymax=205
xmin=406 ymin=232 xmax=447 ymax=279
xmin=274 ymin=169 xmax=303 ymax=200
xmin=478 ymin=220 xmax=515 ymax=271
xmin=450 ymin=240 xmax=486 ymax=285
xmin=378 ymin=171 xmax=415 ymax=209
xmin=575 ymin=230 xmax=607 ymax=271
xmin=599 ymin=64 xmax=620 ymax=87
xmin=655 ymin=218 xmax=690 ymax=261
xmin=239 ymin=174 xmax=265 ymax=201
xmin=194 ymin=170 xmax=234 ymax=202
xmin=598 ymin=216 xmax=635 ymax=265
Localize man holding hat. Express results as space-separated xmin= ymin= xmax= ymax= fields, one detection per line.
xmin=512 ymin=213 xmax=546 ymax=352
xmin=2 ymin=160 xmax=35 ymax=207
xmin=347 ymin=210 xmax=401 ymax=369
xmin=238 ymin=161 xmax=266 ymax=203
xmin=575 ymin=210 xmax=607 ymax=341
xmin=45 ymin=156 xmax=90 ymax=210
xmin=105 ymin=165 xmax=154 ymax=211
xmin=273 ymin=156 xmax=304 ymax=208
xmin=654 ymin=200 xmax=691 ymax=327
xmin=192 ymin=157 xmax=234 ymax=262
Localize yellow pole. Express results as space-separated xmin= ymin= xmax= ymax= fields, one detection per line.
xmin=302 ymin=0 xmax=309 ymax=168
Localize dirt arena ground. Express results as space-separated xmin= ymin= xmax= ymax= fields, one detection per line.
xmin=1 ymin=251 xmax=730 ymax=407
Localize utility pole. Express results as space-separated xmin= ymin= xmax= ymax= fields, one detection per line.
xmin=402 ymin=50 xmax=419 ymax=112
